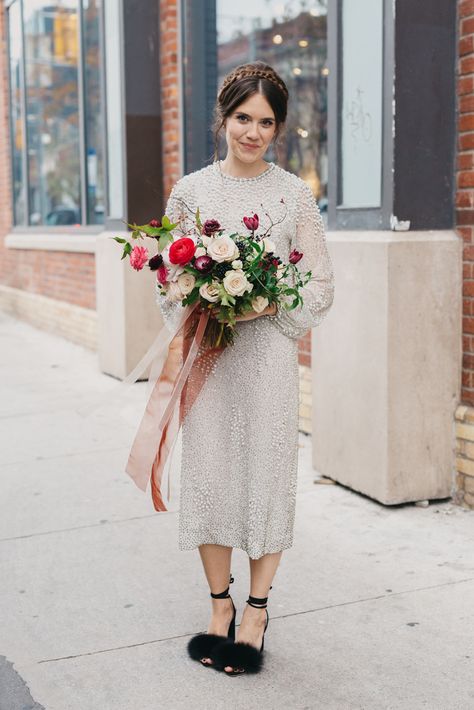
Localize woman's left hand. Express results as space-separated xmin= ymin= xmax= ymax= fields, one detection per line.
xmin=206 ymin=303 xmax=277 ymax=323
xmin=235 ymin=303 xmax=277 ymax=322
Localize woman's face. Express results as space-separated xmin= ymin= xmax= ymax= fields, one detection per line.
xmin=223 ymin=92 xmax=277 ymax=165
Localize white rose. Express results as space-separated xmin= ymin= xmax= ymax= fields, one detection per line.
xmin=231 ymin=259 xmax=243 ymax=269
xmin=195 ymin=246 xmax=207 ymax=257
xmin=199 ymin=281 xmax=220 ymax=302
xmin=167 ymin=280 xmax=184 ymax=303
xmin=262 ymin=237 xmax=276 ymax=254
xmin=251 ymin=295 xmax=269 ymax=313
xmin=223 ymin=269 xmax=252 ymax=297
xmin=207 ymin=235 xmax=239 ymax=263
xmin=177 ymin=272 xmax=196 ymax=295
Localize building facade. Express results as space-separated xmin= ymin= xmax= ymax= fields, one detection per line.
xmin=0 ymin=0 xmax=469 ymax=507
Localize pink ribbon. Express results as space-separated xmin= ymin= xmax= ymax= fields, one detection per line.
xmin=125 ymin=304 xmax=225 ymax=511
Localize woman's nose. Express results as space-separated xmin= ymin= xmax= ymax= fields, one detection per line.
xmin=246 ymin=122 xmax=259 ymax=139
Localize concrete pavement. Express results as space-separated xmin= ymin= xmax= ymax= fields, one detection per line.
xmin=0 ymin=312 xmax=473 ymax=710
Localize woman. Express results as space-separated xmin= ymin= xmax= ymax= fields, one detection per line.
xmin=158 ymin=61 xmax=335 ymax=675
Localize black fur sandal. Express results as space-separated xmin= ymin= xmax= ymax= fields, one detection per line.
xmin=211 ymin=587 xmax=272 ymax=675
xmin=187 ymin=573 xmax=236 ymax=668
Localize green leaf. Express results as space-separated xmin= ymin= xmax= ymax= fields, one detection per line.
xmin=112 ymin=236 xmax=127 ymax=244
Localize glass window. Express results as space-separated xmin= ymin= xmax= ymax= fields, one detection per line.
xmin=216 ymin=0 xmax=328 ymax=211
xmin=83 ymin=0 xmax=105 ymax=224
xmin=341 ymin=0 xmax=383 ymax=208
xmin=8 ymin=1 xmax=26 ymax=224
xmin=6 ymin=0 xmax=105 ymax=227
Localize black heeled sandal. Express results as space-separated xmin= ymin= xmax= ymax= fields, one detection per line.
xmin=211 ymin=586 xmax=272 ymax=675
xmin=187 ymin=573 xmax=236 ymax=668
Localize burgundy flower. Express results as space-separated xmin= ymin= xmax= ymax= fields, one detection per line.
xmin=243 ymin=213 xmax=259 ymax=231
xmin=148 ymin=253 xmax=163 ymax=271
xmin=289 ymin=249 xmax=303 ymax=264
xmin=169 ymin=237 xmax=196 ymax=265
xmin=202 ymin=219 xmax=221 ymax=236
xmin=271 ymin=257 xmax=280 ymax=267
xmin=194 ymin=255 xmax=214 ymax=273
xmin=149 ymin=219 xmax=161 ymax=228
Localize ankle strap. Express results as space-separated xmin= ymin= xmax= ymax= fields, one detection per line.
xmin=246 ymin=585 xmax=272 ymax=608
xmin=210 ymin=573 xmax=234 ymax=599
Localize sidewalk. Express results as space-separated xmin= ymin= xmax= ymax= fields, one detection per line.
xmin=0 ymin=311 xmax=473 ymax=710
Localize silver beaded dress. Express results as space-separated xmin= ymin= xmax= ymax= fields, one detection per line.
xmin=157 ymin=160 xmax=335 ymax=559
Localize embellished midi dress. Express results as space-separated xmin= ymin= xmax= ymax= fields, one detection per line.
xmin=157 ymin=160 xmax=335 ymax=560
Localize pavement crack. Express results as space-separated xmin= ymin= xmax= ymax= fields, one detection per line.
xmin=36 ymin=576 xmax=474 ymax=665
xmin=0 ymin=513 xmax=175 ymax=543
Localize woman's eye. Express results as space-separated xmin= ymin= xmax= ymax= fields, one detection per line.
xmin=237 ymin=115 xmax=248 ymax=122
xmin=262 ymin=120 xmax=274 ymax=126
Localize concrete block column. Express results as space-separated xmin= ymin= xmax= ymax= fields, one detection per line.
xmin=312 ymin=230 xmax=462 ymax=504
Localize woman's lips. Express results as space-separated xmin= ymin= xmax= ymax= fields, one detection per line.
xmin=240 ymin=143 xmax=260 ymax=150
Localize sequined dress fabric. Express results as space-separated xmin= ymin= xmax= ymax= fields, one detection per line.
xmin=157 ymin=161 xmax=335 ymax=559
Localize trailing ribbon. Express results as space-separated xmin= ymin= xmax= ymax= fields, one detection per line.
xmin=75 ymin=300 xmax=227 ymax=511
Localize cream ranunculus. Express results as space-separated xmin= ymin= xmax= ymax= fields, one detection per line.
xmin=223 ymin=269 xmax=252 ymax=297
xmin=177 ymin=272 xmax=196 ymax=295
xmin=199 ymin=281 xmax=220 ymax=302
xmin=207 ymin=235 xmax=239 ymax=263
xmin=231 ymin=259 xmax=243 ymax=269
xmin=262 ymin=237 xmax=276 ymax=254
xmin=251 ymin=295 xmax=269 ymax=313
xmin=195 ymin=246 xmax=207 ymax=257
xmin=167 ymin=280 xmax=184 ymax=303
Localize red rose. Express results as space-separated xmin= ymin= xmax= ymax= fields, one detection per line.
xmin=289 ymin=249 xmax=303 ymax=264
xmin=169 ymin=237 xmax=196 ymax=265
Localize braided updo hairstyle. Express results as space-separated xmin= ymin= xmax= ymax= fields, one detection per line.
xmin=213 ymin=61 xmax=289 ymax=161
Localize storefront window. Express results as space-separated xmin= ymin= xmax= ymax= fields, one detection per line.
xmin=6 ymin=0 xmax=105 ymax=227
xmin=8 ymin=1 xmax=25 ymax=224
xmin=216 ymin=0 xmax=328 ymax=207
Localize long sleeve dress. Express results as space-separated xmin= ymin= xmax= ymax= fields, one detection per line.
xmin=157 ymin=160 xmax=335 ymax=560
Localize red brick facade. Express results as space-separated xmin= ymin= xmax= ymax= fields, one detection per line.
xmin=459 ymin=0 xmax=474 ymax=403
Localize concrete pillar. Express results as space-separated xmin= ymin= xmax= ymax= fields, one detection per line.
xmin=95 ymin=232 xmax=164 ymax=379
xmin=312 ymin=231 xmax=462 ymax=504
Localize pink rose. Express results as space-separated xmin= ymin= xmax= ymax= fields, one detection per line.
xmin=289 ymin=249 xmax=303 ymax=264
xmin=130 ymin=245 xmax=149 ymax=271
xmin=157 ymin=264 xmax=169 ymax=285
xmin=243 ymin=213 xmax=259 ymax=231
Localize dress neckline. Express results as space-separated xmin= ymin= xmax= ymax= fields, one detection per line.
xmin=214 ymin=160 xmax=276 ymax=182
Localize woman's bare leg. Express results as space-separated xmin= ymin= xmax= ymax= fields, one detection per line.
xmin=223 ymin=551 xmax=282 ymax=674
xmin=198 ymin=543 xmax=234 ymax=664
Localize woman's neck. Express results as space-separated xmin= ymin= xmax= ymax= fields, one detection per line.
xmin=219 ymin=154 xmax=270 ymax=179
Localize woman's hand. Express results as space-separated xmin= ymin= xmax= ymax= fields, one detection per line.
xmin=203 ymin=302 xmax=277 ymax=323
xmin=235 ymin=303 xmax=277 ymax=322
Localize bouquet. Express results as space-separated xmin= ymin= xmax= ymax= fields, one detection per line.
xmin=113 ymin=200 xmax=313 ymax=349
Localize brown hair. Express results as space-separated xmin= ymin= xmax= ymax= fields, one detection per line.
xmin=212 ymin=61 xmax=289 ymax=161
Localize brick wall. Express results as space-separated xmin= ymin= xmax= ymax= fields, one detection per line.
xmin=456 ymin=0 xmax=474 ymax=507
xmin=160 ymin=0 xmax=181 ymax=198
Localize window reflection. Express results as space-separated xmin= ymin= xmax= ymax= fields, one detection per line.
xmin=217 ymin=0 xmax=328 ymax=209
xmin=8 ymin=0 xmax=25 ymax=224
xmin=83 ymin=0 xmax=104 ymax=224
xmin=23 ymin=0 xmax=81 ymax=225
xmin=7 ymin=0 xmax=105 ymax=227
